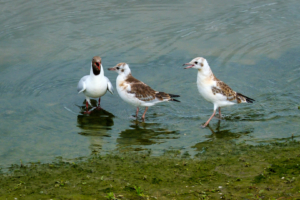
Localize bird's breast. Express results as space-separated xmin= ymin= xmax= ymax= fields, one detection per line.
xmin=84 ymin=76 xmax=108 ymax=97
xmin=196 ymin=77 xmax=218 ymax=102
xmin=118 ymin=81 xmax=129 ymax=91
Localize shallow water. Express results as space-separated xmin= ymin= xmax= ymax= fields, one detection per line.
xmin=1 ymin=0 xmax=300 ymax=168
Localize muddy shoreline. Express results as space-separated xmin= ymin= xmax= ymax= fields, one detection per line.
xmin=1 ymin=140 xmax=300 ymax=199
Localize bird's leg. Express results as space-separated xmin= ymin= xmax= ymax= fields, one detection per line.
xmin=202 ymin=110 xmax=216 ymax=128
xmin=84 ymin=101 xmax=91 ymax=114
xmin=141 ymin=107 xmax=148 ymax=121
xmin=96 ymin=98 xmax=102 ymax=110
xmin=136 ymin=107 xmax=139 ymax=119
xmin=214 ymin=107 xmax=222 ymax=119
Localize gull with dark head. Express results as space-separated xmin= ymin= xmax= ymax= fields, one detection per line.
xmin=77 ymin=56 xmax=114 ymax=114
xmin=108 ymin=63 xmax=180 ymax=120
xmin=183 ymin=57 xmax=255 ymax=127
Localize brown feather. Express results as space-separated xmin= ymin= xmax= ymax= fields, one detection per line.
xmin=236 ymin=93 xmax=255 ymax=103
xmin=211 ymin=76 xmax=254 ymax=103
xmin=211 ymin=76 xmax=237 ymax=102
xmin=155 ymin=92 xmax=172 ymax=101
xmin=125 ymin=74 xmax=156 ymax=101
xmin=124 ymin=74 xmax=180 ymax=102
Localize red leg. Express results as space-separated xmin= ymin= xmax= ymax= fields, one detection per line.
xmin=214 ymin=107 xmax=222 ymax=119
xmin=141 ymin=107 xmax=148 ymax=121
xmin=202 ymin=110 xmax=216 ymax=128
xmin=84 ymin=101 xmax=91 ymax=114
xmin=136 ymin=107 xmax=139 ymax=119
xmin=96 ymin=98 xmax=102 ymax=110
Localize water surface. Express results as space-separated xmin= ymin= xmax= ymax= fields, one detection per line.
xmin=1 ymin=0 xmax=300 ymax=168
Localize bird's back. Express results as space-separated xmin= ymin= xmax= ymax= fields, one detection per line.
xmin=117 ymin=74 xmax=179 ymax=106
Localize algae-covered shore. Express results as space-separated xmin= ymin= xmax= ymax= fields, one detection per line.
xmin=1 ymin=140 xmax=300 ymax=200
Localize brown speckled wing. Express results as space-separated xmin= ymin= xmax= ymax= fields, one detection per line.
xmin=212 ymin=79 xmax=237 ymax=102
xmin=126 ymin=75 xmax=156 ymax=101
xmin=211 ymin=76 xmax=254 ymax=104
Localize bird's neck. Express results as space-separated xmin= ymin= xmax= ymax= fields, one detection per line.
xmin=117 ymin=73 xmax=129 ymax=82
xmin=197 ymin=67 xmax=214 ymax=84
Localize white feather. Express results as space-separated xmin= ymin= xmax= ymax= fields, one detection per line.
xmin=77 ymin=63 xmax=113 ymax=106
xmin=106 ymin=77 xmax=114 ymax=94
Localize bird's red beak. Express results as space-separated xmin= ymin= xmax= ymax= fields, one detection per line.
xmin=95 ymin=62 xmax=101 ymax=70
xmin=183 ymin=63 xmax=194 ymax=69
xmin=108 ymin=67 xmax=116 ymax=71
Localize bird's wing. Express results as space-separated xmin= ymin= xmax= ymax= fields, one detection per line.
xmin=125 ymin=75 xmax=156 ymax=101
xmin=105 ymin=76 xmax=114 ymax=94
xmin=129 ymin=82 xmax=157 ymax=101
xmin=212 ymin=80 xmax=237 ymax=101
xmin=77 ymin=75 xmax=88 ymax=93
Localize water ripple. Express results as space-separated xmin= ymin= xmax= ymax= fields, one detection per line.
xmin=1 ymin=0 xmax=300 ymax=168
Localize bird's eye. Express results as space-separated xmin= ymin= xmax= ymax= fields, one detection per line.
xmin=116 ymin=67 xmax=120 ymax=70
xmin=195 ymin=61 xmax=198 ymax=64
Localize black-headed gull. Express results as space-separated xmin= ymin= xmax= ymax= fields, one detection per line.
xmin=108 ymin=63 xmax=180 ymax=120
xmin=77 ymin=56 xmax=113 ymax=114
xmin=183 ymin=57 xmax=254 ymax=127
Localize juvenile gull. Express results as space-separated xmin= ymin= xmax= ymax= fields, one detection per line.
xmin=183 ymin=57 xmax=254 ymax=127
xmin=108 ymin=63 xmax=180 ymax=120
xmin=77 ymin=56 xmax=114 ymax=114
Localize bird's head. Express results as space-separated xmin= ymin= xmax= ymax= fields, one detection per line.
xmin=92 ymin=56 xmax=102 ymax=75
xmin=108 ymin=63 xmax=131 ymax=76
xmin=183 ymin=57 xmax=209 ymax=71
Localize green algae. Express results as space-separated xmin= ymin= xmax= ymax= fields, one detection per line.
xmin=1 ymin=140 xmax=300 ymax=199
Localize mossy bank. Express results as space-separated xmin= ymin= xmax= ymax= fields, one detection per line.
xmin=1 ymin=140 xmax=300 ymax=200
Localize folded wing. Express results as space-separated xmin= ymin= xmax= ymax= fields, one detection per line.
xmin=105 ymin=77 xmax=114 ymax=94
xmin=77 ymin=75 xmax=88 ymax=94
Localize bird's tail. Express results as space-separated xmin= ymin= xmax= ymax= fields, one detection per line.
xmin=156 ymin=92 xmax=180 ymax=102
xmin=168 ymin=93 xmax=180 ymax=102
xmin=236 ymin=93 xmax=255 ymax=103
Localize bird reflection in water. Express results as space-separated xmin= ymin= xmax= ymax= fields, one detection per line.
xmin=206 ymin=121 xmax=253 ymax=140
xmin=192 ymin=120 xmax=254 ymax=154
xmin=77 ymin=99 xmax=114 ymax=153
xmin=116 ymin=120 xmax=179 ymax=151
